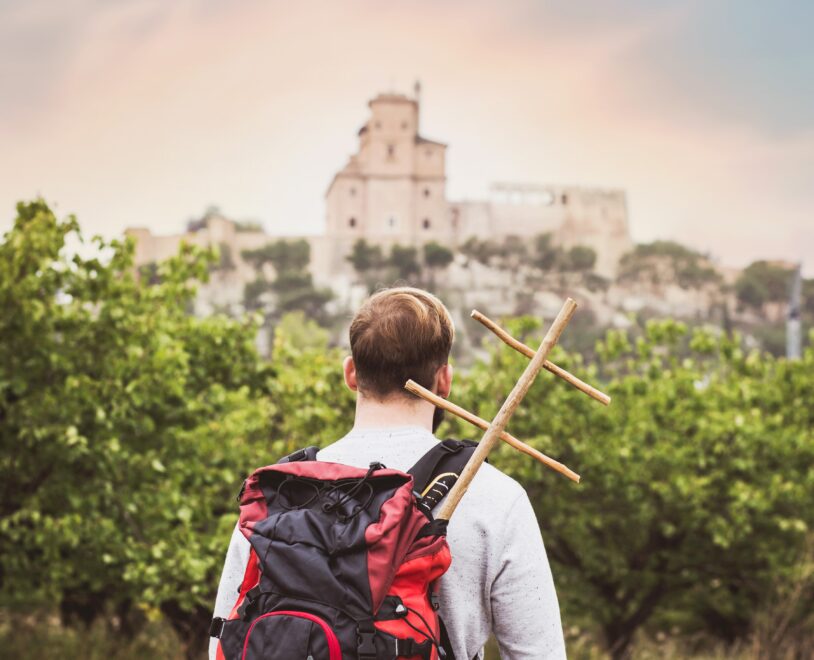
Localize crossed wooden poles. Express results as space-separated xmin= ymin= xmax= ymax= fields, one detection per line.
xmin=404 ymin=298 xmax=610 ymax=521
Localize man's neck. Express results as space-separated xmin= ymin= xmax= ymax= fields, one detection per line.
xmin=351 ymin=395 xmax=434 ymax=433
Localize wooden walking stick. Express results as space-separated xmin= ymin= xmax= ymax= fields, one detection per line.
xmin=435 ymin=298 xmax=578 ymax=521
xmin=471 ymin=309 xmax=611 ymax=406
xmin=404 ymin=380 xmax=580 ymax=483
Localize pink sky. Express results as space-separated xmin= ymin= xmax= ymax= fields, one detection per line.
xmin=1 ymin=0 xmax=811 ymax=272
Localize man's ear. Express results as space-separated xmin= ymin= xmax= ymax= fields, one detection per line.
xmin=343 ymin=356 xmax=358 ymax=392
xmin=434 ymin=363 xmax=453 ymax=399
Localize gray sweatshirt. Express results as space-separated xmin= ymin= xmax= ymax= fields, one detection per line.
xmin=209 ymin=426 xmax=566 ymax=659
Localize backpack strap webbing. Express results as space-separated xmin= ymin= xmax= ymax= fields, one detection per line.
xmin=439 ymin=617 xmax=459 ymax=660
xmin=408 ymin=439 xmax=479 ymax=517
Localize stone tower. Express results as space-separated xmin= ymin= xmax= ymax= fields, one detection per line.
xmin=324 ymin=91 xmax=450 ymax=248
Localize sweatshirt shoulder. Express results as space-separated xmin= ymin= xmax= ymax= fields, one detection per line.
xmin=477 ymin=460 xmax=525 ymax=489
xmin=456 ymin=461 xmax=529 ymax=513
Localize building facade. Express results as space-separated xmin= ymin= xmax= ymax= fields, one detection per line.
xmin=319 ymin=92 xmax=450 ymax=278
xmin=321 ymin=90 xmax=632 ymax=279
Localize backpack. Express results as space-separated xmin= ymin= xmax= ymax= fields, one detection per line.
xmin=210 ymin=439 xmax=479 ymax=660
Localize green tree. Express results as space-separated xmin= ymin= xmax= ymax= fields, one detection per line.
xmin=534 ymin=233 xmax=565 ymax=271
xmin=0 ymin=200 xmax=276 ymax=658
xmin=241 ymin=239 xmax=333 ymax=326
xmin=243 ymin=278 xmax=272 ymax=311
xmin=735 ymin=260 xmax=794 ymax=310
xmin=565 ymin=245 xmax=597 ymax=272
xmin=423 ymin=241 xmax=454 ymax=271
xmin=495 ymin=235 xmax=528 ymax=273
xmin=422 ymin=241 xmax=454 ymax=288
xmin=242 ymin=238 xmax=311 ymax=274
xmin=346 ymin=239 xmax=390 ymax=293
xmin=273 ymin=272 xmax=333 ymax=319
xmin=389 ymin=244 xmax=420 ymax=281
xmin=735 ymin=277 xmax=768 ymax=310
xmin=4 ymin=201 xmax=814 ymax=658
xmin=618 ymin=240 xmax=722 ymax=290
xmin=460 ymin=237 xmax=500 ymax=265
xmin=450 ymin=318 xmax=814 ymax=658
xmin=347 ymin=239 xmax=385 ymax=273
xmin=275 ymin=312 xmax=330 ymax=351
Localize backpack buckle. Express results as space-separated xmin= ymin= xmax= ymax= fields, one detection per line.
xmin=287 ymin=448 xmax=310 ymax=462
xmin=357 ymin=620 xmax=377 ymax=659
xmin=208 ymin=617 xmax=225 ymax=639
xmin=439 ymin=439 xmax=463 ymax=453
xmin=235 ymin=479 xmax=247 ymax=502
xmin=430 ymin=591 xmax=441 ymax=611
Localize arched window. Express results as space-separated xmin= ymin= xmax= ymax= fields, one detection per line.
xmin=349 ymin=217 xmax=357 ymax=228
xmin=422 ymin=218 xmax=431 ymax=230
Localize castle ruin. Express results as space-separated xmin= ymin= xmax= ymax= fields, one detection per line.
xmin=126 ymin=88 xmax=633 ymax=310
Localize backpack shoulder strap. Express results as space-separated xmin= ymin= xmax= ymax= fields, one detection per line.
xmin=276 ymin=445 xmax=320 ymax=463
xmin=408 ymin=439 xmax=479 ymax=517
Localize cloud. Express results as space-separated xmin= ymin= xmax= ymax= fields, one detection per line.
xmin=616 ymin=1 xmax=814 ymax=137
xmin=0 ymin=0 xmax=810 ymax=273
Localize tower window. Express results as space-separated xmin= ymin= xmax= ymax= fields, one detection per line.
xmin=423 ymin=188 xmax=430 ymax=198
xmin=349 ymin=217 xmax=357 ymax=228
xmin=561 ymin=193 xmax=569 ymax=205
xmin=388 ymin=216 xmax=397 ymax=228
xmin=350 ymin=187 xmax=356 ymax=196
xmin=401 ymin=121 xmax=408 ymax=130
xmin=422 ymin=218 xmax=431 ymax=229
xmin=387 ymin=144 xmax=395 ymax=158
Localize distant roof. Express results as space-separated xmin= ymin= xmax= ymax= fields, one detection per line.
xmin=416 ymin=136 xmax=446 ymax=147
xmin=369 ymin=93 xmax=416 ymax=105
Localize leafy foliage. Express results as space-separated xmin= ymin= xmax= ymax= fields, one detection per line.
xmin=2 ymin=201 xmax=813 ymax=659
xmin=389 ymin=245 xmax=421 ymax=280
xmin=460 ymin=236 xmax=501 ymax=265
xmin=423 ymin=241 xmax=454 ymax=270
xmin=565 ymin=245 xmax=597 ymax=272
xmin=0 ymin=201 xmax=275 ymax=656
xmin=242 ymin=239 xmax=333 ymax=326
xmin=448 ymin=318 xmax=814 ymax=657
xmin=735 ymin=260 xmax=794 ymax=309
xmin=534 ymin=232 xmax=564 ymax=271
xmin=618 ymin=241 xmax=722 ymax=290
xmin=241 ymin=239 xmax=310 ymax=274
xmin=346 ymin=239 xmax=454 ymax=291
xmin=347 ymin=239 xmax=385 ymax=273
